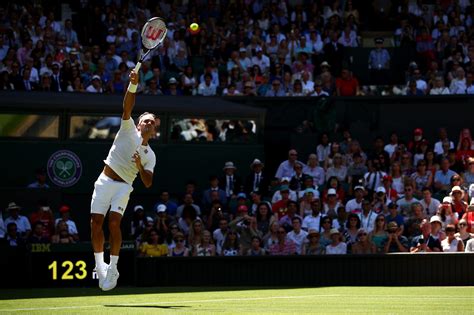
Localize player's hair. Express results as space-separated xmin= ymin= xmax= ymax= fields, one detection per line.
xmin=137 ymin=112 xmax=157 ymax=124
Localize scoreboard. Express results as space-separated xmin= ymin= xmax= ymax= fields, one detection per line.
xmin=7 ymin=242 xmax=136 ymax=287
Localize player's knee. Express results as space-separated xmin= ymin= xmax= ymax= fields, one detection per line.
xmin=90 ymin=214 xmax=104 ymax=230
xmin=108 ymin=214 xmax=122 ymax=231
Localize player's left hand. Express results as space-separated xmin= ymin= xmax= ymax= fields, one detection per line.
xmin=132 ymin=151 xmax=142 ymax=168
xmin=129 ymin=70 xmax=139 ymax=85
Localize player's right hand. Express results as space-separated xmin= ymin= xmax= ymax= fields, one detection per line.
xmin=129 ymin=70 xmax=139 ymax=85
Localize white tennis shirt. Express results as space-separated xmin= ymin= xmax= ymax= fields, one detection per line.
xmin=104 ymin=118 xmax=156 ymax=185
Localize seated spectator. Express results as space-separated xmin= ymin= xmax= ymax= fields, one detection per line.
xmin=178 ymin=205 xmax=200 ymax=237
xmin=221 ymin=229 xmax=241 ymax=256
xmin=154 ymin=204 xmax=173 ymax=241
xmin=396 ymin=185 xmax=419 ymax=217
xmin=304 ymin=153 xmax=325 ymax=187
xmin=455 ymin=219 xmax=474 ymax=247
xmin=30 ymin=201 xmax=55 ymax=238
xmin=441 ymin=224 xmax=464 ymax=252
xmin=51 ymin=220 xmax=75 ymax=244
xmin=27 ymin=168 xmax=50 ymax=189
xmin=187 ymin=219 xmax=204 ymax=251
xmin=386 ymin=202 xmax=405 ymax=233
xmin=265 ymin=79 xmax=285 ymax=97
xmin=245 ymin=236 xmax=266 ymax=256
xmin=419 ymin=187 xmax=441 ymax=218
xmin=27 ymin=222 xmax=50 ymax=244
xmin=165 ymin=223 xmax=181 ymax=251
xmin=197 ymin=73 xmax=217 ymax=96
xmin=135 ymin=220 xmax=154 ymax=248
xmin=290 ymin=79 xmax=305 ymax=96
xmin=410 ymin=218 xmax=443 ymax=253
xmin=255 ymin=202 xmax=277 ymax=236
xmin=326 ymin=228 xmax=347 ymax=254
xmin=301 ymin=230 xmax=325 ymax=255
xmin=85 ymin=75 xmax=103 ymax=93
xmin=351 ymin=228 xmax=376 ymax=254
xmin=359 ymin=199 xmax=377 ymax=233
xmin=405 ymin=79 xmax=424 ymax=96
xmin=176 ymin=193 xmax=201 ymax=219
xmin=139 ymin=228 xmax=168 ymax=257
xmin=286 ymin=217 xmax=308 ymax=254
xmin=319 ymin=216 xmax=334 ymax=248
xmin=325 ymin=153 xmax=348 ymax=183
xmin=343 ymin=213 xmax=361 ymax=253
xmin=449 ymin=67 xmax=467 ymax=94
xmin=193 ymin=230 xmax=216 ymax=256
xmin=450 ymin=186 xmax=467 ymax=218
xmin=336 ymin=68 xmax=360 ymax=96
xmin=369 ymin=214 xmax=388 ymax=253
xmin=465 ymin=238 xmax=474 ymax=252
xmin=168 ymin=232 xmax=190 ymax=257
xmin=279 ymin=201 xmax=302 ymax=232
xmin=5 ymin=223 xmax=25 ymax=248
xmin=269 ymin=226 xmax=296 ymax=255
xmin=430 ymin=215 xmax=446 ymax=241
xmin=212 ymin=218 xmax=229 ymax=255
xmin=4 ymin=202 xmax=31 ymax=237
xmin=437 ymin=197 xmax=459 ymax=228
xmin=163 ymin=77 xmax=183 ymax=95
xmin=429 ymin=77 xmax=450 ymax=95
xmin=55 ymin=205 xmax=79 ymax=241
xmin=384 ymin=222 xmax=409 ymax=253
xmin=230 ymin=206 xmax=263 ymax=252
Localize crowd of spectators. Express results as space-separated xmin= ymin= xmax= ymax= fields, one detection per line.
xmin=1 ymin=201 xmax=79 ymax=248
xmin=3 ymin=127 xmax=474 ymax=254
xmin=0 ymin=1 xmax=472 ymax=97
xmin=125 ymin=126 xmax=474 ymax=256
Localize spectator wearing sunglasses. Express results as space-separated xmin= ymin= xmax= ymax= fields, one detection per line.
xmin=351 ymin=228 xmax=376 ymax=254
xmin=168 ymin=232 xmax=190 ymax=257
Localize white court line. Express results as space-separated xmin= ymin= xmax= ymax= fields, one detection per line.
xmin=1 ymin=294 xmax=473 ymax=312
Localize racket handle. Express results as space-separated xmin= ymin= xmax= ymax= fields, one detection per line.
xmin=134 ymin=62 xmax=142 ymax=73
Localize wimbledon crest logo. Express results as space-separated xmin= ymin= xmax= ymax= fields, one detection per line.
xmin=47 ymin=150 xmax=82 ymax=187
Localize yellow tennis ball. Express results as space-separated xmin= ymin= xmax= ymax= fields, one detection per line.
xmin=190 ymin=23 xmax=199 ymax=31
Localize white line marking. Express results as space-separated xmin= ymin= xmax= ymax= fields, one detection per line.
xmin=1 ymin=294 xmax=473 ymax=312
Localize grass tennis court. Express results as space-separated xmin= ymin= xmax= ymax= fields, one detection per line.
xmin=0 ymin=286 xmax=473 ymax=314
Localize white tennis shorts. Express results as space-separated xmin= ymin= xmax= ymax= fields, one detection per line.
xmin=90 ymin=173 xmax=133 ymax=216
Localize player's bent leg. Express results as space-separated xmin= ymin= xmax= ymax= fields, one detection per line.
xmin=102 ymin=211 xmax=122 ymax=291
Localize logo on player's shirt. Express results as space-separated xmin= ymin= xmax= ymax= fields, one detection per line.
xmin=144 ymin=149 xmax=148 ymax=154
xmin=117 ymin=206 xmax=124 ymax=213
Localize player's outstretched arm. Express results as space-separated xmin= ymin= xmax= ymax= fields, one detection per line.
xmin=122 ymin=70 xmax=139 ymax=120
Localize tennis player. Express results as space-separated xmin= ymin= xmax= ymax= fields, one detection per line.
xmin=90 ymin=69 xmax=157 ymax=291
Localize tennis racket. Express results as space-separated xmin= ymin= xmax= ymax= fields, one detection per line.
xmin=133 ymin=17 xmax=168 ymax=72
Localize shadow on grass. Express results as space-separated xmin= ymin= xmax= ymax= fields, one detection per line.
xmin=104 ymin=305 xmax=190 ymax=309
xmin=0 ymin=286 xmax=303 ymax=300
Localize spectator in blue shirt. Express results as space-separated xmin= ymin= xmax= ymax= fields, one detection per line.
xmin=434 ymin=158 xmax=458 ymax=193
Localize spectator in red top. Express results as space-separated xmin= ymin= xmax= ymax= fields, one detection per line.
xmin=455 ymin=137 xmax=474 ymax=168
xmin=407 ymin=128 xmax=426 ymax=154
xmin=272 ymin=185 xmax=291 ymax=219
xmin=29 ymin=203 xmax=54 ymax=240
xmin=335 ymin=68 xmax=360 ymax=96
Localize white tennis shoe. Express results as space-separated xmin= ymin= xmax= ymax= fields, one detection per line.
xmin=96 ymin=263 xmax=108 ymax=289
xmin=102 ymin=265 xmax=119 ymax=291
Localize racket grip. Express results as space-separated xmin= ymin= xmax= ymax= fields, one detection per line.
xmin=134 ymin=62 xmax=142 ymax=73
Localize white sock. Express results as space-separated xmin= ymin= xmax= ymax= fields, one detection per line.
xmin=94 ymin=252 xmax=104 ymax=267
xmin=110 ymin=255 xmax=119 ymax=267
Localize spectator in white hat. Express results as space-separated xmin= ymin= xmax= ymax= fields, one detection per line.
xmin=345 ymin=185 xmax=365 ymax=213
xmin=4 ymin=202 xmax=31 ymax=237
xmin=219 ymin=161 xmax=242 ymax=199
xmin=325 ymin=228 xmax=347 ymax=255
xmin=450 ymin=185 xmax=467 ymax=218
xmin=244 ymin=159 xmax=268 ymax=196
xmin=437 ymin=196 xmax=459 ymax=228
xmin=86 ymin=75 xmax=103 ymax=93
